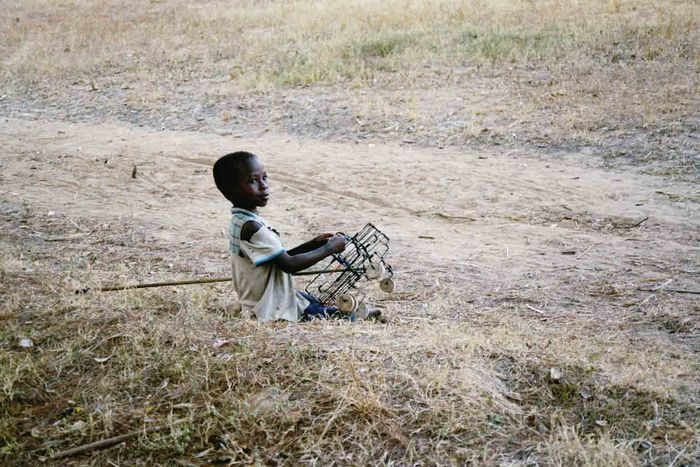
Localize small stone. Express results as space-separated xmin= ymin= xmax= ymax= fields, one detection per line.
xmin=19 ymin=338 xmax=33 ymax=348
xmin=549 ymin=367 xmax=562 ymax=382
xmin=70 ymin=420 xmax=86 ymax=432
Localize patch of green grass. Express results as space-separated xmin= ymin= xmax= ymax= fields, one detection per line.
xmin=458 ymin=27 xmax=575 ymax=63
xmin=254 ymin=32 xmax=419 ymax=87
xmin=359 ymin=36 xmax=403 ymax=58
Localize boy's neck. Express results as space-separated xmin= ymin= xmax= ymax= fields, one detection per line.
xmin=233 ymin=203 xmax=258 ymax=214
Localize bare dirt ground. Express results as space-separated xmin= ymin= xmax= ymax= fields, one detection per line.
xmin=3 ymin=115 xmax=698 ymax=318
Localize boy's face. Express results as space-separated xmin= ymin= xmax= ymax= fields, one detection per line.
xmin=233 ymin=156 xmax=270 ymax=209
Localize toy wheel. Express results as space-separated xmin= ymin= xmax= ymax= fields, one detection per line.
xmin=337 ymin=293 xmax=358 ymax=314
xmin=366 ymin=261 xmax=385 ymax=280
xmin=354 ymin=301 xmax=370 ymax=320
xmin=379 ymin=277 xmax=395 ymax=293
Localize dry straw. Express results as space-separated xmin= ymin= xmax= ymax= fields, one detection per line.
xmin=1 ymin=210 xmax=697 ymax=464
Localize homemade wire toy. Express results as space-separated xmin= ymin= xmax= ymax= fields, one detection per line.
xmin=304 ymin=223 xmax=395 ymax=316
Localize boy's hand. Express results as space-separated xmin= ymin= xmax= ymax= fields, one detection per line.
xmin=312 ymin=233 xmax=334 ymax=244
xmin=325 ymin=233 xmax=347 ymax=254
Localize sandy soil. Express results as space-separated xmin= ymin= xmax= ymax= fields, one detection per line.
xmin=3 ymin=75 xmax=697 ymax=181
xmin=1 ymin=116 xmax=697 ymax=335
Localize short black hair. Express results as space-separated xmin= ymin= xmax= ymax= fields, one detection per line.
xmin=213 ymin=151 xmax=258 ymax=204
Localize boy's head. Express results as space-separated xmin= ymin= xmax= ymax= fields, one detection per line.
xmin=213 ymin=151 xmax=270 ymax=208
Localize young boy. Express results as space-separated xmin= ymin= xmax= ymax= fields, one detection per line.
xmin=213 ymin=151 xmax=348 ymax=322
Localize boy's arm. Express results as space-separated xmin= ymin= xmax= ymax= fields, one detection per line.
xmin=273 ymin=235 xmax=346 ymax=274
xmin=241 ymin=222 xmax=346 ymax=274
xmin=287 ymin=233 xmax=333 ymax=256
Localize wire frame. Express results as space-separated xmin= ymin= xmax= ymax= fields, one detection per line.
xmin=304 ymin=223 xmax=392 ymax=306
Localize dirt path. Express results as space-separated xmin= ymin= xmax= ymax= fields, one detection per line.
xmin=2 ymin=117 xmax=697 ymax=331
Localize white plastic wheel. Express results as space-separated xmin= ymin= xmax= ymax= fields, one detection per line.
xmin=365 ymin=261 xmax=385 ymax=280
xmin=379 ymin=277 xmax=396 ymax=293
xmin=337 ymin=293 xmax=358 ymax=314
xmin=354 ymin=301 xmax=370 ymax=320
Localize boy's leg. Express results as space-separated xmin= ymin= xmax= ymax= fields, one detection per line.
xmin=297 ymin=291 xmax=345 ymax=321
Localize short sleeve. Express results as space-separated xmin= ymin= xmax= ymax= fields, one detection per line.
xmin=240 ymin=225 xmax=285 ymax=266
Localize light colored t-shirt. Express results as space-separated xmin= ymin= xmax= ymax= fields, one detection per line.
xmin=229 ymin=208 xmax=309 ymax=322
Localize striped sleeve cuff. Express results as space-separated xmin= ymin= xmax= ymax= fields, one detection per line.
xmin=253 ymin=248 xmax=285 ymax=266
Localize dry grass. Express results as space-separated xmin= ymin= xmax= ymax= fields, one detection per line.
xmin=1 ymin=202 xmax=698 ymax=465
xmin=1 ymin=0 xmax=698 ymax=177
xmin=1 ymin=0 xmax=697 ymax=87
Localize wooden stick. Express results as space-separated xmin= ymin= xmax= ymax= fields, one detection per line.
xmin=76 ymin=269 xmax=352 ymax=293
xmin=52 ymin=426 xmax=161 ymax=459
xmin=631 ymin=216 xmax=649 ymax=227
xmin=526 ymin=304 xmax=545 ymax=314
xmin=576 ymin=243 xmax=596 ymax=259
xmin=436 ymin=212 xmax=475 ymax=221
xmin=638 ymin=287 xmax=700 ymax=295
xmin=293 ymin=268 xmax=354 ymax=276
xmin=75 ymin=277 xmax=232 ymax=294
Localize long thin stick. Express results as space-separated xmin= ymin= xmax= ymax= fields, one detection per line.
xmin=76 ymin=269 xmax=353 ymax=294
xmin=638 ymin=287 xmax=700 ymax=295
xmin=294 ymin=268 xmax=357 ymax=276
xmin=52 ymin=426 xmax=161 ymax=459
xmin=75 ymin=277 xmax=231 ymax=294
xmin=631 ymin=216 xmax=649 ymax=227
xmin=525 ymin=304 xmax=545 ymax=314
xmin=576 ymin=243 xmax=596 ymax=259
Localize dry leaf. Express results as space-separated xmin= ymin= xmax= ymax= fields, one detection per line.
xmin=213 ymin=338 xmax=234 ymax=348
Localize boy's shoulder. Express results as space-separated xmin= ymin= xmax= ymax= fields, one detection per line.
xmin=230 ymin=208 xmax=278 ymax=243
xmin=240 ymin=219 xmax=262 ymax=242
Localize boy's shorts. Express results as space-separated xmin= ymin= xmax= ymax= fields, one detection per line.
xmin=297 ymin=291 xmax=352 ymax=321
